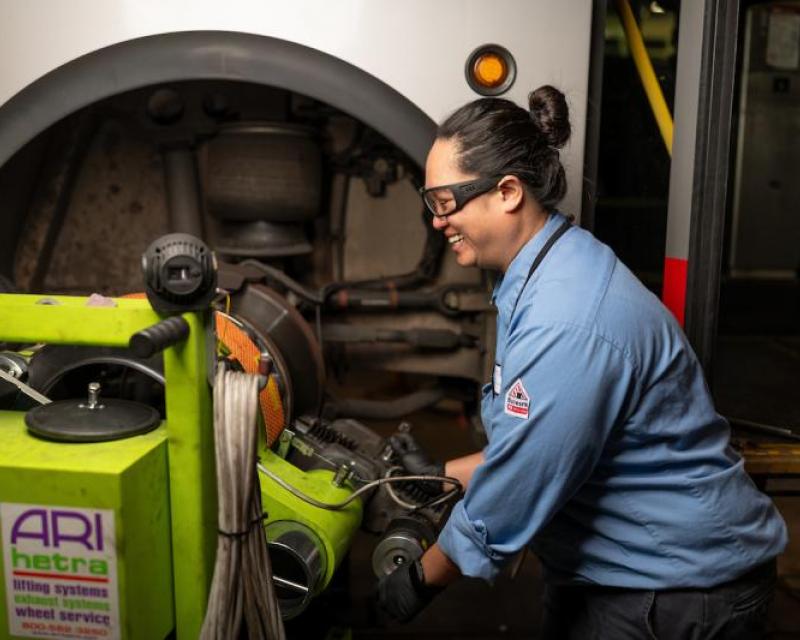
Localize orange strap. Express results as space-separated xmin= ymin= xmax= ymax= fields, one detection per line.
xmin=215 ymin=313 xmax=286 ymax=446
xmin=123 ymin=293 xmax=287 ymax=445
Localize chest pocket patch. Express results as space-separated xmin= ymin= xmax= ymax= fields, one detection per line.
xmin=504 ymin=378 xmax=530 ymax=419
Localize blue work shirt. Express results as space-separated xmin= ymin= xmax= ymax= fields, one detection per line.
xmin=437 ymin=212 xmax=787 ymax=588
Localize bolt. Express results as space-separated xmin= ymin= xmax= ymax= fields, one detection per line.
xmin=333 ymin=464 xmax=351 ymax=487
xmin=87 ymin=382 xmax=101 ymax=410
xmin=373 ymin=158 xmax=389 ymax=174
xmin=259 ymin=353 xmax=273 ymax=376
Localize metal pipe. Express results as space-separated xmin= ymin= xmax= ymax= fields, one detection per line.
xmin=30 ymin=112 xmax=99 ymax=291
xmin=162 ymin=144 xmax=204 ymax=237
xmin=682 ymin=0 xmax=740 ymax=377
xmin=615 ymin=0 xmax=674 ymax=155
xmin=580 ymin=0 xmax=607 ymax=230
xmin=330 ymin=388 xmax=445 ymax=420
xmin=264 ymin=521 xmax=327 ymax=619
xmin=322 ymin=324 xmax=471 ymax=350
xmin=328 ymin=172 xmax=350 ymax=281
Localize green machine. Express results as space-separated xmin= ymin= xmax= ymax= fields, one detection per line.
xmin=0 ymin=294 xmax=215 ymax=639
xmin=0 ymin=293 xmax=375 ymax=639
xmin=258 ymin=449 xmax=362 ymax=619
xmin=0 ymin=230 xmax=453 ymax=639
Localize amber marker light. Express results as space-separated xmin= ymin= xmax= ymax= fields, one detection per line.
xmin=466 ymin=44 xmax=516 ymax=96
xmin=473 ymin=52 xmax=507 ymax=88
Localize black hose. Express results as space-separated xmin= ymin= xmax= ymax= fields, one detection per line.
xmin=238 ymin=205 xmax=446 ymax=309
xmin=321 ymin=208 xmax=445 ymax=297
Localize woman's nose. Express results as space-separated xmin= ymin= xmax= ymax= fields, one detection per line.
xmin=431 ymin=214 xmax=449 ymax=231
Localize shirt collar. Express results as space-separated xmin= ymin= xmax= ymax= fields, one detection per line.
xmin=491 ymin=212 xmax=565 ymax=321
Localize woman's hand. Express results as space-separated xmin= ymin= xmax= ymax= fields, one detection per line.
xmin=375 ymin=558 xmax=444 ymax=622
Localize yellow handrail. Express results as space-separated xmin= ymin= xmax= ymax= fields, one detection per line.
xmin=615 ymin=0 xmax=674 ymax=155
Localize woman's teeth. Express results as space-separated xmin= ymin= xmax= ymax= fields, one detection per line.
xmin=449 ymin=234 xmax=464 ymax=245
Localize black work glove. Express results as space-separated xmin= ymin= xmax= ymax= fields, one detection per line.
xmin=376 ymin=559 xmax=444 ymax=623
xmin=389 ymin=432 xmax=445 ymax=492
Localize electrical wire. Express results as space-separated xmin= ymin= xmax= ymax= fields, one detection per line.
xmin=256 ymin=462 xmax=462 ymax=512
xmin=201 ymin=366 xmax=285 ymax=640
xmin=382 ymin=466 xmax=462 ymax=511
xmin=292 ymin=450 xmax=460 ymax=511
xmin=412 ymin=488 xmax=463 ymax=511
xmin=239 ymin=260 xmax=323 ymax=304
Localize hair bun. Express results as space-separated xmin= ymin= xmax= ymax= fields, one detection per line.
xmin=528 ymin=85 xmax=571 ymax=149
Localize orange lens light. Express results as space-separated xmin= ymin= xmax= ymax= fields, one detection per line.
xmin=473 ymin=52 xmax=508 ymax=88
xmin=466 ymin=45 xmax=516 ymax=96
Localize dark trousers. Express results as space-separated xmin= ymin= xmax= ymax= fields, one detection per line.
xmin=541 ymin=560 xmax=777 ymax=640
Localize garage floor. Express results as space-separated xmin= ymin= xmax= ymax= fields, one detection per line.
xmin=285 ymin=335 xmax=800 ymax=639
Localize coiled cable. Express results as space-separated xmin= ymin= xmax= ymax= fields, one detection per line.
xmin=201 ymin=367 xmax=285 ymax=640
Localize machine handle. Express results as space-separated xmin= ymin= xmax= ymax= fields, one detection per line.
xmin=129 ymin=316 xmax=190 ymax=358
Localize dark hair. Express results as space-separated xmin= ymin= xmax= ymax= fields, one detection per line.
xmin=437 ymin=85 xmax=571 ymax=212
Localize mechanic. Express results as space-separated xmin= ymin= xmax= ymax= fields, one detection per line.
xmin=376 ymin=85 xmax=788 ymax=639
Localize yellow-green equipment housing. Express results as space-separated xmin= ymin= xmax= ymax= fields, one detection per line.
xmin=0 ymin=294 xmax=361 ymax=639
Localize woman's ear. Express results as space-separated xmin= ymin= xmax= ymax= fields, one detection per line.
xmin=497 ymin=175 xmax=525 ymax=213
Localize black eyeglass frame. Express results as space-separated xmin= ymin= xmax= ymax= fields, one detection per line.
xmin=419 ymin=175 xmax=504 ymax=217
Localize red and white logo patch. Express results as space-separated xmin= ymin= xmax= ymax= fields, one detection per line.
xmin=504 ymin=378 xmax=530 ymax=419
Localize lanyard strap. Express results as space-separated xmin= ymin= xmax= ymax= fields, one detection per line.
xmin=509 ymin=219 xmax=572 ymax=320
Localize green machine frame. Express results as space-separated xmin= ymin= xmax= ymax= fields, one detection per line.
xmin=0 ymin=294 xmax=215 ymax=639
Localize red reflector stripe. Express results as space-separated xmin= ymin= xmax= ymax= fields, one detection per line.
xmin=662 ymin=257 xmax=688 ymax=326
xmin=13 ymin=570 xmax=109 ymax=583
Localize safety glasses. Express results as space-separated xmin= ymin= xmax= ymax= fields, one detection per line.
xmin=419 ymin=175 xmax=503 ymax=218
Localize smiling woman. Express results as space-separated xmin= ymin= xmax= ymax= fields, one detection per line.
xmin=377 ymin=84 xmax=788 ymax=640
xmin=421 ymin=86 xmax=571 ymax=272
xmin=438 ymin=85 xmax=571 ymax=212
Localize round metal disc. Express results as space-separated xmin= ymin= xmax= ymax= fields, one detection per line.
xmin=371 ymin=532 xmax=424 ymax=577
xmin=25 ymin=398 xmax=160 ymax=443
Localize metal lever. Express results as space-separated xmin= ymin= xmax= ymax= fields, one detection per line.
xmin=0 ymin=367 xmax=51 ymax=405
xmin=272 ymin=575 xmax=309 ymax=594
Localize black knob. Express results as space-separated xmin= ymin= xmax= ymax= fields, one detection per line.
xmin=142 ymin=233 xmax=217 ymax=313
